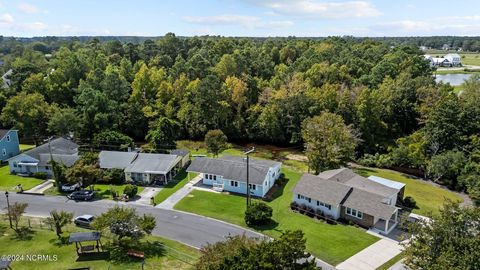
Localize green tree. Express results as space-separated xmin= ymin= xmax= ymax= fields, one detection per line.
xmin=244 ymin=202 xmax=273 ymax=227
xmin=8 ymin=202 xmax=28 ymax=232
xmin=93 ymin=130 xmax=134 ymax=150
xmin=48 ymin=105 xmax=80 ymax=136
xmin=197 ymin=230 xmax=318 ymax=270
xmin=146 ymin=117 xmax=180 ymax=151
xmin=204 ymin=129 xmax=228 ymax=157
xmin=0 ymin=92 xmax=51 ymax=144
xmin=45 ymin=210 xmax=73 ymax=238
xmin=65 ymin=161 xmax=102 ymax=187
xmin=403 ymin=201 xmax=480 ymax=270
xmin=302 ymin=112 xmax=359 ymax=173
xmin=427 ymin=150 xmax=466 ymax=188
xmin=92 ymin=206 xmax=156 ymax=245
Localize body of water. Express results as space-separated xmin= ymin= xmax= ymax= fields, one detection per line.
xmin=435 ymin=73 xmax=473 ymax=86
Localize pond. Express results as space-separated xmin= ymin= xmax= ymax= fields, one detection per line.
xmin=435 ymin=73 xmax=473 ymax=86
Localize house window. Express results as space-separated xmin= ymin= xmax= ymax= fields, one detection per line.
xmin=45 ymin=166 xmax=50 ymax=170
xmin=346 ymin=207 xmax=363 ymax=219
xmin=6 ymin=135 xmax=10 ymax=142
xmin=307 ymin=197 xmax=311 ymax=203
xmin=205 ymin=174 xmax=209 ymax=179
xmin=213 ymin=175 xmax=217 ymax=180
xmin=13 ymin=162 xmax=17 ymax=168
xmin=249 ymin=184 xmax=256 ymax=190
xmin=230 ymin=181 xmax=238 ymax=187
xmin=2 ymin=148 xmax=5 ymax=156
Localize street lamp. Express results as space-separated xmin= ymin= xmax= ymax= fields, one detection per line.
xmin=5 ymin=191 xmax=12 ymax=229
xmin=244 ymin=147 xmax=255 ymax=208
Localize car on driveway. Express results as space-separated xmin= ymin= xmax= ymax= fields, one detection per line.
xmin=74 ymin=214 xmax=95 ymax=227
xmin=67 ymin=190 xmax=95 ymax=201
xmin=61 ymin=182 xmax=81 ymax=192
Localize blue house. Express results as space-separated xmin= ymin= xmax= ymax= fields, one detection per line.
xmin=0 ymin=129 xmax=20 ymax=162
xmin=187 ymin=156 xmax=282 ymax=198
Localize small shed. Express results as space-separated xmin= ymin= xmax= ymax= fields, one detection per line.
xmin=69 ymin=232 xmax=103 ymax=255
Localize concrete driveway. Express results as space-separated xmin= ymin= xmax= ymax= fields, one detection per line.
xmin=337 ymin=238 xmax=402 ymax=270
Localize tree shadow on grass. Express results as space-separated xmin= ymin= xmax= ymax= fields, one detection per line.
xmin=11 ymin=227 xmax=35 ymax=241
xmin=49 ymin=235 xmax=70 ymax=247
xmin=106 ymin=239 xmax=167 ymax=264
xmin=75 ymin=251 xmax=110 ymax=262
xmin=354 ymin=168 xmax=377 ymax=177
xmin=250 ymin=219 xmax=279 ymax=232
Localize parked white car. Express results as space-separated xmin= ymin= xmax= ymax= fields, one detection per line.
xmin=74 ymin=215 xmax=95 ymax=227
xmin=61 ymin=182 xmax=81 ymax=192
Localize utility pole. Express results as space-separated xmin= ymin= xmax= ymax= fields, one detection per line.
xmin=5 ymin=191 xmax=12 ymax=229
xmin=244 ymin=147 xmax=255 ymax=208
xmin=45 ymin=136 xmax=58 ymax=189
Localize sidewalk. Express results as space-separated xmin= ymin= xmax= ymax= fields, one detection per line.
xmin=135 ymin=187 xmax=162 ymax=205
xmin=155 ymin=175 xmax=202 ymax=209
xmin=336 ymin=238 xmax=402 ymax=270
xmin=24 ymin=180 xmax=55 ymax=194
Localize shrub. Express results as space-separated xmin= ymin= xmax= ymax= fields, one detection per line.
xmin=103 ymin=168 xmax=126 ymax=184
xmin=305 ymin=206 xmax=315 ymax=217
xmin=123 ymin=184 xmax=138 ymax=198
xmin=315 ymin=209 xmax=323 ymax=218
xmin=244 ymin=202 xmax=273 ymax=226
xmin=290 ymin=201 xmax=299 ymax=210
xmin=298 ymin=204 xmax=307 ymax=214
xmin=33 ymin=172 xmax=48 ymax=180
xmin=403 ymin=196 xmax=417 ymax=209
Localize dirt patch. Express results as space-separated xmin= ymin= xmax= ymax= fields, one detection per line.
xmin=286 ymin=154 xmax=308 ymax=162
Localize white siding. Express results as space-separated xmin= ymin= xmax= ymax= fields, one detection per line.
xmin=292 ymin=192 xmax=341 ymax=219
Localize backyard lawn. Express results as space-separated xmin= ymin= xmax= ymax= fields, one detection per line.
xmin=0 ymin=216 xmax=199 ymax=270
xmin=19 ymin=144 xmax=35 ymax=151
xmin=153 ymin=170 xmax=197 ymax=205
xmin=355 ymin=167 xmax=463 ymax=217
xmin=175 ymin=167 xmax=379 ymax=265
xmin=0 ymin=165 xmax=43 ymax=192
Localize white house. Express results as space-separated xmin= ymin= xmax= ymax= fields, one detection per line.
xmin=187 ymin=155 xmax=281 ymax=198
xmin=445 ymin=53 xmax=461 ymax=66
xmin=292 ymin=168 xmax=404 ymax=235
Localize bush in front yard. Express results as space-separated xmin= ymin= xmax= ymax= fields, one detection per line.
xmin=290 ymin=201 xmax=299 ymax=210
xmin=33 ymin=172 xmax=48 ymax=180
xmin=403 ymin=196 xmax=417 ymax=209
xmin=244 ymin=202 xmax=273 ymax=227
xmin=123 ymin=184 xmax=138 ymax=198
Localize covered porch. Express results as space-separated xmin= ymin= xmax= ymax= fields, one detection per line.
xmin=16 ymin=161 xmax=40 ymax=175
xmin=373 ymin=209 xmax=399 ymax=235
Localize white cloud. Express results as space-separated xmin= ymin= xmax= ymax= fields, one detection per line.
xmin=18 ymin=3 xmax=39 ymax=14
xmin=183 ymin=14 xmax=293 ymax=29
xmin=0 ymin=13 xmax=13 ymax=23
xmin=370 ymin=16 xmax=480 ymax=36
xmin=21 ymin=21 xmax=48 ymax=31
xmin=247 ymin=0 xmax=381 ymax=19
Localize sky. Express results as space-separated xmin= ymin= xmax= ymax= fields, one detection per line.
xmin=0 ymin=0 xmax=479 ymax=37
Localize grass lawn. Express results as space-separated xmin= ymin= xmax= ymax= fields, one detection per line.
xmin=19 ymin=144 xmax=35 ymax=151
xmin=45 ymin=183 xmax=145 ymax=200
xmin=175 ymin=167 xmax=379 ymax=265
xmin=426 ymin=51 xmax=480 ymax=66
xmin=153 ymin=170 xmax=197 ymax=205
xmin=0 ymin=165 xmax=44 ymax=192
xmin=376 ymin=252 xmax=404 ymax=270
xmin=355 ymin=167 xmax=463 ymax=217
xmin=435 ymin=69 xmax=480 ymax=75
xmin=176 ymin=140 xmax=308 ymax=172
xmin=0 ymin=216 xmax=199 ymax=270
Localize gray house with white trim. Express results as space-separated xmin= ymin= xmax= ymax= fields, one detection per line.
xmin=187 ymin=156 xmax=281 ymax=198
xmin=98 ymin=150 xmax=189 ymax=185
xmin=293 ymin=168 xmax=404 ymax=234
xmin=8 ymin=137 xmax=79 ymax=176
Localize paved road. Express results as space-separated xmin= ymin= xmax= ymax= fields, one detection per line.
xmin=0 ymin=193 xmax=263 ymax=249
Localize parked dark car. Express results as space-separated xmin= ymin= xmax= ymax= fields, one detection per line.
xmin=74 ymin=215 xmax=95 ymax=227
xmin=67 ymin=190 xmax=95 ymax=201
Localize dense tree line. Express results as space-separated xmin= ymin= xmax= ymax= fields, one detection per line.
xmin=1 ymin=34 xmax=479 ymax=203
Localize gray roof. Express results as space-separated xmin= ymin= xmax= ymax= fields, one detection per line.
xmin=38 ymin=154 xmax=80 ymax=167
xmin=23 ymin=138 xmax=78 ymax=161
xmin=171 ymin=149 xmax=190 ymax=157
xmin=294 ymin=168 xmax=401 ymax=219
xmin=186 ymin=155 xmax=281 ymax=185
xmin=99 ymin=151 xmax=138 ymax=169
xmin=125 ymin=153 xmax=181 ymax=174
xmin=342 ymin=189 xmax=398 ymax=220
xmin=318 ymin=168 xmax=398 ymax=198
xmin=293 ymin=174 xmax=352 ymax=206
